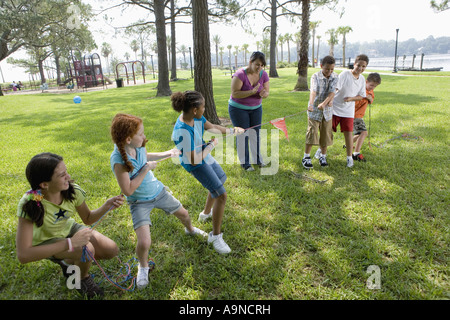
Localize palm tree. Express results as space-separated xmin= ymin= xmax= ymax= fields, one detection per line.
xmin=130 ymin=40 xmax=139 ymax=61
xmin=294 ymin=0 xmax=310 ymax=91
xmin=166 ymin=36 xmax=172 ymax=69
xmin=309 ymin=21 xmax=321 ymax=67
xmin=101 ymin=42 xmax=112 ymax=74
xmin=278 ymin=34 xmax=285 ymax=62
xmin=227 ymin=44 xmax=232 ymax=70
xmin=316 ymin=35 xmax=321 ymax=64
xmin=219 ymin=46 xmax=224 ymax=68
xmin=326 ymin=28 xmax=338 ymax=57
xmin=178 ymin=44 xmax=188 ymax=69
xmin=234 ymin=45 xmax=239 ymax=69
xmin=241 ymin=43 xmax=249 ymax=64
xmin=294 ymin=31 xmax=301 ymax=58
xmin=337 ymin=26 xmax=353 ymax=67
xmin=212 ymin=35 xmax=221 ymax=68
xmin=284 ymin=33 xmax=293 ymax=64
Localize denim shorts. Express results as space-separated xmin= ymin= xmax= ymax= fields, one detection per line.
xmin=128 ymin=186 xmax=182 ymax=230
xmin=190 ymin=158 xmax=227 ymax=198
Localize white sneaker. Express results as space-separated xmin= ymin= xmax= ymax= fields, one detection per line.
xmin=185 ymin=227 xmax=207 ymax=237
xmin=314 ymin=148 xmax=322 ymax=159
xmin=198 ymin=209 xmax=212 ymax=222
xmin=136 ymin=266 xmax=149 ymax=289
xmin=347 ymin=157 xmax=354 ymax=168
xmin=208 ymin=232 xmax=231 ymax=254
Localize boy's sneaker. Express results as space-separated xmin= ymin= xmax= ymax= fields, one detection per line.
xmin=319 ymin=155 xmax=329 ymax=167
xmin=185 ymin=227 xmax=207 ymax=238
xmin=244 ymin=166 xmax=255 ymax=172
xmin=198 ymin=209 xmax=212 ymax=222
xmin=302 ymin=156 xmax=313 ymax=169
xmin=314 ymin=148 xmax=322 ymax=159
xmin=352 ymin=153 xmax=366 ymax=162
xmin=208 ymin=232 xmax=231 ymax=254
xmin=136 ymin=266 xmax=150 ymax=289
xmin=347 ymin=157 xmax=354 ymax=168
xmin=78 ymin=276 xmax=104 ymax=299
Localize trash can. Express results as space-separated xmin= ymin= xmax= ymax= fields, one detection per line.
xmin=115 ymin=78 xmax=124 ymax=87
xmin=348 ymin=63 xmax=354 ymax=69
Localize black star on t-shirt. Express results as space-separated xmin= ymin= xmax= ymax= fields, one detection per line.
xmin=54 ymin=209 xmax=67 ymax=222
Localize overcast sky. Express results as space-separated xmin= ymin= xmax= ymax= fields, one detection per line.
xmin=1 ymin=0 xmax=449 ymax=82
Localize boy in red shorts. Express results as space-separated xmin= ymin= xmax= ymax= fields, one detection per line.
xmin=332 ymin=54 xmax=368 ymax=167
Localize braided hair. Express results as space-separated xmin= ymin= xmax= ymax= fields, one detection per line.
xmin=110 ymin=113 xmax=145 ymax=172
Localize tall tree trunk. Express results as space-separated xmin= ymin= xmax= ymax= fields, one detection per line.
xmin=38 ymin=59 xmax=46 ymax=84
xmin=342 ymin=34 xmax=346 ymax=67
xmin=54 ymin=54 xmax=62 ymax=84
xmin=170 ymin=0 xmax=177 ymax=80
xmin=192 ymin=0 xmax=220 ymax=124
xmin=294 ymin=0 xmax=310 ymax=91
xmin=154 ymin=0 xmax=172 ymax=96
xmin=269 ymin=0 xmax=278 ymax=77
xmin=311 ymin=28 xmax=316 ymax=67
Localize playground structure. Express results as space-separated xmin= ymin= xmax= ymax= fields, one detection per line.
xmin=66 ymin=49 xmax=111 ymax=91
xmin=115 ymin=60 xmax=146 ymax=86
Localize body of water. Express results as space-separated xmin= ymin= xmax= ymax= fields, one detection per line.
xmin=366 ymin=54 xmax=450 ymax=71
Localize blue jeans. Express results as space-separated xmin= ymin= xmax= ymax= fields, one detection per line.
xmin=190 ymin=158 xmax=227 ymax=198
xmin=228 ymin=105 xmax=263 ymax=168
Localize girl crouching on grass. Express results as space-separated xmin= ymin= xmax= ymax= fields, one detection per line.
xmin=171 ymin=90 xmax=245 ymax=254
xmin=110 ymin=113 xmax=207 ymax=289
xmin=16 ymin=152 xmax=124 ymax=299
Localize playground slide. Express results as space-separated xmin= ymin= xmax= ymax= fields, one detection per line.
xmin=103 ymin=76 xmax=114 ymax=84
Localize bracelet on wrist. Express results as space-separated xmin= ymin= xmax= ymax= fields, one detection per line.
xmin=67 ymin=238 xmax=73 ymax=252
xmin=207 ymin=141 xmax=215 ymax=151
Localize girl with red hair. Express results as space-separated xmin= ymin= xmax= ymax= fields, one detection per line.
xmin=110 ymin=113 xmax=206 ymax=289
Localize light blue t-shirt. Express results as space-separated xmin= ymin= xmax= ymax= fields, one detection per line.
xmin=110 ymin=145 xmax=164 ymax=202
xmin=172 ymin=115 xmax=211 ymax=172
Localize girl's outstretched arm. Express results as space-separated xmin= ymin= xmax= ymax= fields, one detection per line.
xmin=147 ymin=148 xmax=180 ymax=161
xmin=76 ymin=195 xmax=124 ymax=226
xmin=204 ymin=121 xmax=245 ymax=135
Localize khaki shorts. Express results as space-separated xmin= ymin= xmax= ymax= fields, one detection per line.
xmin=305 ymin=117 xmax=333 ymax=147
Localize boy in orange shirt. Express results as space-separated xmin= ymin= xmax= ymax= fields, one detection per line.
xmin=352 ymin=73 xmax=381 ymax=161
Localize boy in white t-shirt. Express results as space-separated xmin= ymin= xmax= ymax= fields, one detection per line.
xmin=332 ymin=54 xmax=368 ymax=168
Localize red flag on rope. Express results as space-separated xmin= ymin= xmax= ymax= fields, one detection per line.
xmin=269 ymin=117 xmax=289 ymax=141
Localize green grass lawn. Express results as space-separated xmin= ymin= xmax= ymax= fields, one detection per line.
xmin=0 ymin=68 xmax=448 ymax=300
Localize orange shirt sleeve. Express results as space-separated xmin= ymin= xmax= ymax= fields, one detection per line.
xmin=354 ymin=89 xmax=374 ymax=118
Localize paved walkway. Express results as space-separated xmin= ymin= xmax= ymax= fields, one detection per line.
xmin=2 ymin=78 xmax=157 ymax=96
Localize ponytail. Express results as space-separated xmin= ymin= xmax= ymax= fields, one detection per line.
xmin=22 ymin=190 xmax=45 ymax=227
xmin=171 ymin=90 xmax=204 ymax=113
